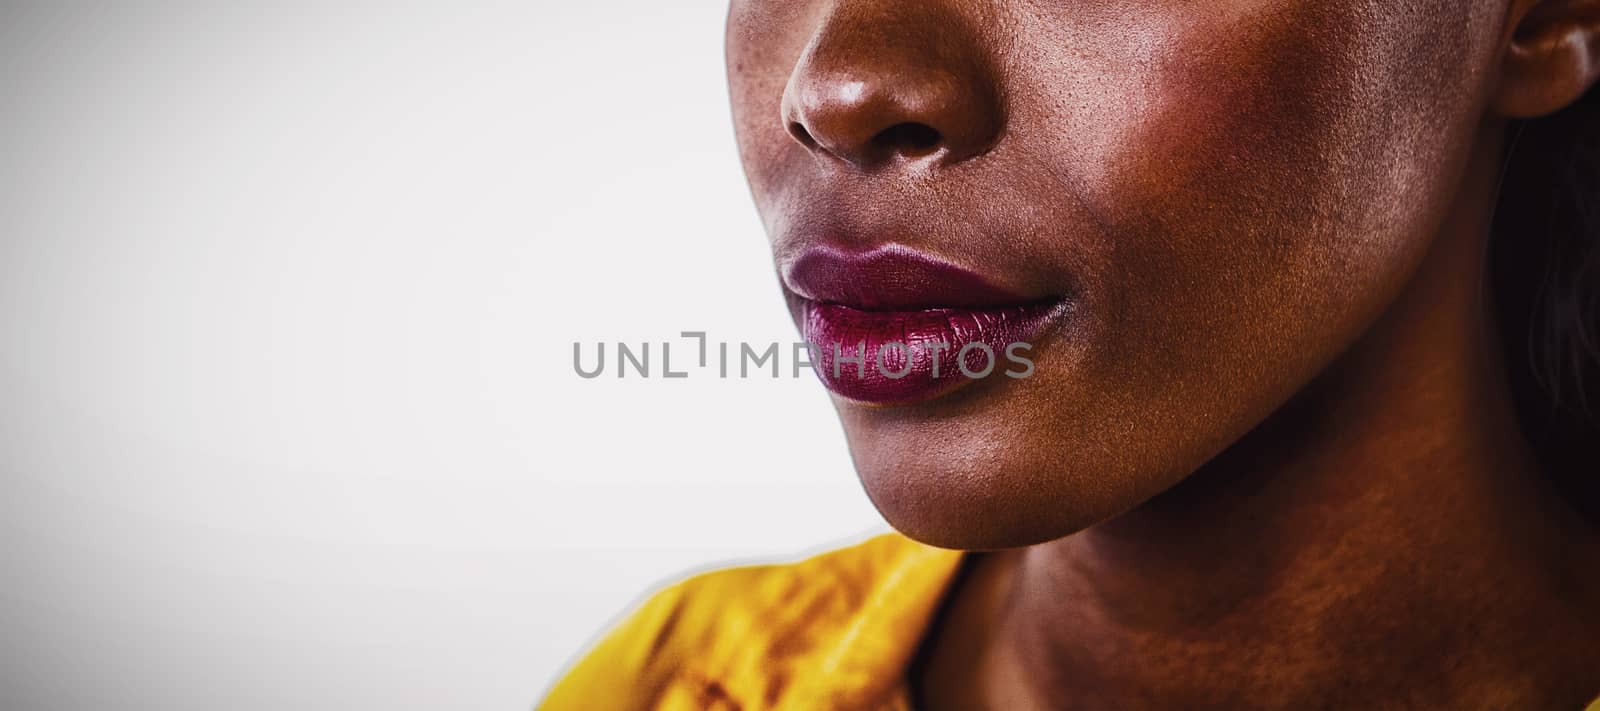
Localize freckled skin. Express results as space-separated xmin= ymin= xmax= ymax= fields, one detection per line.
xmin=728 ymin=0 xmax=1600 ymax=707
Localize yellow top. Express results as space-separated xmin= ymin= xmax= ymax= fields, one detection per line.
xmin=539 ymin=533 xmax=964 ymax=711
xmin=541 ymin=532 xmax=1600 ymax=711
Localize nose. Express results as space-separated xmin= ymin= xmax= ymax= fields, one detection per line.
xmin=779 ymin=3 xmax=1004 ymax=170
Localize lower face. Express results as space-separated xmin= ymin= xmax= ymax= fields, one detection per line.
xmin=728 ymin=0 xmax=1507 ymax=548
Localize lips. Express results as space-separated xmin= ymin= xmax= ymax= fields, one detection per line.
xmin=784 ymin=244 xmax=1065 ymax=405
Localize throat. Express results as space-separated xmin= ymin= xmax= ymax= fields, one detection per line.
xmin=919 ymin=352 xmax=1600 ymax=709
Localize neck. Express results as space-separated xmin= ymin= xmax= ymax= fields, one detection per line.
xmin=922 ymin=122 xmax=1600 ymax=709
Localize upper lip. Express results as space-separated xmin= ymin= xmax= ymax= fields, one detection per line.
xmin=782 ymin=243 xmax=1039 ymax=311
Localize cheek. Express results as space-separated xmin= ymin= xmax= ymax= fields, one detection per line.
xmin=726 ymin=1 xmax=820 ymax=213
xmin=1103 ymin=5 xmax=1384 ymax=364
xmin=1018 ymin=0 xmax=1497 ymax=392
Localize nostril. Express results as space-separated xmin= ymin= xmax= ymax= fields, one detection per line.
xmin=872 ymin=122 xmax=943 ymax=156
xmin=788 ymin=121 xmax=818 ymax=149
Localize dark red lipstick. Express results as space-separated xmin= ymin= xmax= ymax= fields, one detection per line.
xmin=783 ymin=244 xmax=1065 ymax=405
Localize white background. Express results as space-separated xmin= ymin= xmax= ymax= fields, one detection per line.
xmin=0 ymin=3 xmax=886 ymax=709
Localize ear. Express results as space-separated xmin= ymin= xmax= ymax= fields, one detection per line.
xmin=1491 ymin=0 xmax=1600 ymax=118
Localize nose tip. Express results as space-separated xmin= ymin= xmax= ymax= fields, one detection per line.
xmin=779 ymin=10 xmax=1003 ymax=170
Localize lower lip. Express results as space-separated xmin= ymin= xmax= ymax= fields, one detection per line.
xmin=800 ymin=299 xmax=1062 ymax=405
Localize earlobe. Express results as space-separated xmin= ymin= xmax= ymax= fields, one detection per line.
xmin=1491 ymin=0 xmax=1600 ymax=118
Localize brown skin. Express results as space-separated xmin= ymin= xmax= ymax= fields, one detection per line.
xmin=727 ymin=0 xmax=1600 ymax=707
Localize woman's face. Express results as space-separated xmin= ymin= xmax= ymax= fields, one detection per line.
xmin=727 ymin=0 xmax=1507 ymax=548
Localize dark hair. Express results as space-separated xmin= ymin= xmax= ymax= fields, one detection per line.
xmin=1492 ymin=85 xmax=1600 ymax=519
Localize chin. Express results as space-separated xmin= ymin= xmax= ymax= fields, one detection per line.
xmin=836 ymin=394 xmax=1160 ymax=551
xmin=828 ymin=334 xmax=1288 ymax=551
xmin=854 ymin=454 xmax=1132 ymax=551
